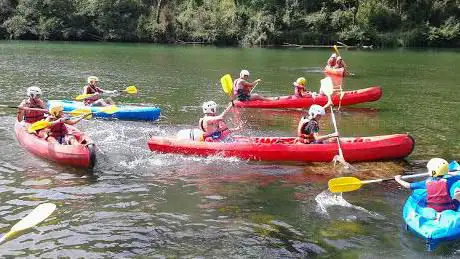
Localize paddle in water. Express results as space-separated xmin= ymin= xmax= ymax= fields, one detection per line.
xmin=321 ymin=77 xmax=357 ymax=171
xmin=329 ymin=161 xmax=460 ymax=193
xmin=75 ymin=85 xmax=137 ymax=101
xmin=0 ymin=203 xmax=56 ymax=244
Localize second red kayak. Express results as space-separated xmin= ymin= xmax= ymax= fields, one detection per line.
xmin=14 ymin=121 xmax=96 ymax=168
xmin=233 ymin=86 xmax=382 ymax=109
xmin=148 ymin=133 xmax=414 ymax=162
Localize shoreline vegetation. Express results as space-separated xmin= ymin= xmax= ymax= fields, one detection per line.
xmin=0 ymin=0 xmax=459 ymax=48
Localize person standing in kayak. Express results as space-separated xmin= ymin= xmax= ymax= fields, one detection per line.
xmin=42 ymin=105 xmax=89 ymax=145
xmin=395 ymin=158 xmax=460 ymax=212
xmin=233 ymin=70 xmax=269 ymax=101
xmin=326 ymin=53 xmax=337 ymax=68
xmin=17 ymin=86 xmax=46 ymax=123
xmin=199 ymin=101 xmax=240 ymax=142
xmin=83 ymin=76 xmax=117 ymax=106
xmin=296 ymin=104 xmax=338 ymax=144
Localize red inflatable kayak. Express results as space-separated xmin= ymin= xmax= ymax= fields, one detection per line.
xmin=14 ymin=121 xmax=96 ymax=168
xmin=233 ymin=86 xmax=382 ymax=109
xmin=324 ymin=66 xmax=346 ymax=77
xmin=148 ymin=133 xmax=414 ymax=162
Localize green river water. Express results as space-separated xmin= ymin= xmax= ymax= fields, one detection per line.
xmin=0 ymin=41 xmax=459 ymax=258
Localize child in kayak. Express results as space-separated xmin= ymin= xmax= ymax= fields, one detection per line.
xmin=293 ymin=77 xmax=310 ymax=97
xmin=395 ymin=158 xmax=460 ymax=212
xmin=83 ymin=76 xmax=117 ymax=106
xmin=199 ymin=101 xmax=240 ymax=142
xmin=42 ymin=105 xmax=90 ymax=145
xmin=233 ymin=70 xmax=269 ymax=101
xmin=296 ymin=105 xmax=338 ymax=144
xmin=17 ymin=86 xmax=46 ymax=123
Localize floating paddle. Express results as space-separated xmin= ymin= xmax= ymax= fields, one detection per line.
xmin=328 ymin=173 xmax=430 ymax=193
xmin=75 ymin=85 xmax=137 ymax=101
xmin=0 ymin=203 xmax=56 ymax=244
xmin=220 ymin=74 xmax=233 ymax=97
xmin=321 ymin=77 xmax=356 ymax=170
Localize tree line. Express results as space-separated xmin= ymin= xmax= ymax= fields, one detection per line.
xmin=0 ymin=0 xmax=459 ymax=47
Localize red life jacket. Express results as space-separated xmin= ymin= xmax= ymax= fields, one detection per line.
xmin=48 ymin=121 xmax=68 ymax=139
xmin=23 ymin=99 xmax=45 ymax=123
xmin=426 ymin=178 xmax=456 ymax=212
xmin=297 ymin=117 xmax=317 ymax=144
xmin=294 ymin=84 xmax=305 ymax=97
xmin=83 ymin=84 xmax=103 ymax=105
xmin=233 ymin=78 xmax=248 ymax=96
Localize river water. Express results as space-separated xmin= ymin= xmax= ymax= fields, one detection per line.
xmin=0 ymin=41 xmax=459 ymax=257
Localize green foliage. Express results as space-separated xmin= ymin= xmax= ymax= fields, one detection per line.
xmin=0 ymin=0 xmax=459 ymax=47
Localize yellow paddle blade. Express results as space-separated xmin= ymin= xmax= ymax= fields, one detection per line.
xmin=0 ymin=203 xmax=56 ymax=244
xmin=75 ymin=93 xmax=94 ymax=101
xmin=100 ymin=105 xmax=117 ymax=114
xmin=124 ymin=85 xmax=137 ymax=94
xmin=28 ymin=120 xmax=51 ymax=133
xmin=69 ymin=108 xmax=92 ymax=117
xmin=328 ymin=177 xmax=363 ymax=193
xmin=220 ymin=74 xmax=233 ymax=96
xmin=333 ymin=45 xmax=340 ymax=56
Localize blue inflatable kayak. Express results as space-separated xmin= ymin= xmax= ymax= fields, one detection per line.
xmin=403 ymin=175 xmax=460 ymax=251
xmin=48 ymin=100 xmax=161 ymax=121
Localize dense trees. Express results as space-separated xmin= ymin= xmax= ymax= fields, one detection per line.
xmin=1 ymin=0 xmax=459 ymax=47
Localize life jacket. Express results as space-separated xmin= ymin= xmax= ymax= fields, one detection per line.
xmin=48 ymin=121 xmax=68 ymax=139
xmin=294 ymin=84 xmax=305 ymax=97
xmin=83 ymin=84 xmax=103 ymax=105
xmin=297 ymin=117 xmax=318 ymax=144
xmin=327 ymin=58 xmax=336 ymax=67
xmin=233 ymin=78 xmax=248 ymax=96
xmin=199 ymin=117 xmax=229 ymax=141
xmin=23 ymin=99 xmax=45 ymax=123
xmin=426 ymin=178 xmax=457 ymax=212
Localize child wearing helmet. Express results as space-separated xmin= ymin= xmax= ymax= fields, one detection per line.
xmin=395 ymin=158 xmax=460 ymax=212
xmin=293 ymin=77 xmax=309 ymax=98
xmin=17 ymin=86 xmax=46 ymax=123
xmin=326 ymin=53 xmax=337 ymax=68
xmin=296 ymin=104 xmax=338 ymax=144
xmin=233 ymin=70 xmax=269 ymax=101
xmin=83 ymin=76 xmax=116 ymax=106
xmin=199 ymin=101 xmax=240 ymax=142
xmin=42 ymin=105 xmax=89 ymax=145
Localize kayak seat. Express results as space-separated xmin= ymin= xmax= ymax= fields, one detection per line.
xmin=419 ymin=207 xmax=437 ymax=220
xmin=439 ymin=210 xmax=459 ymax=226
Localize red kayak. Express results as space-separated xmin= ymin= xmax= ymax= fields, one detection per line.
xmin=14 ymin=121 xmax=96 ymax=168
xmin=148 ymin=133 xmax=414 ymax=162
xmin=233 ymin=86 xmax=382 ymax=109
xmin=324 ymin=66 xmax=346 ymax=77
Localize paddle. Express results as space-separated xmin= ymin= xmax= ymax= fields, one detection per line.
xmin=0 ymin=203 xmax=56 ymax=244
xmin=320 ymin=77 xmax=356 ymax=170
xmin=75 ymin=85 xmax=137 ymax=101
xmin=328 ymin=173 xmax=431 ymax=193
xmin=220 ymin=74 xmax=233 ymax=98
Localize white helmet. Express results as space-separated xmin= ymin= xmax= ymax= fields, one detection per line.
xmin=26 ymin=86 xmax=42 ymax=98
xmin=87 ymin=76 xmax=100 ymax=84
xmin=308 ymin=104 xmax=325 ymax=118
xmin=240 ymin=69 xmax=250 ymax=78
xmin=202 ymin=101 xmax=217 ymax=114
xmin=331 ymin=53 xmax=337 ymax=58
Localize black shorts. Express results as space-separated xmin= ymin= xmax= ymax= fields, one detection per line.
xmin=237 ymin=89 xmax=250 ymax=101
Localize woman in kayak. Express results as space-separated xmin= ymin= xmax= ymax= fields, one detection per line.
xmin=83 ymin=76 xmax=117 ymax=106
xmin=42 ymin=105 xmax=89 ymax=145
xmin=233 ymin=70 xmax=269 ymax=101
xmin=199 ymin=101 xmax=240 ymax=142
xmin=395 ymin=158 xmax=460 ymax=212
xmin=326 ymin=53 xmax=337 ymax=68
xmin=293 ymin=77 xmax=310 ymax=98
xmin=297 ymin=105 xmax=338 ymax=144
xmin=17 ymin=86 xmax=46 ymax=123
